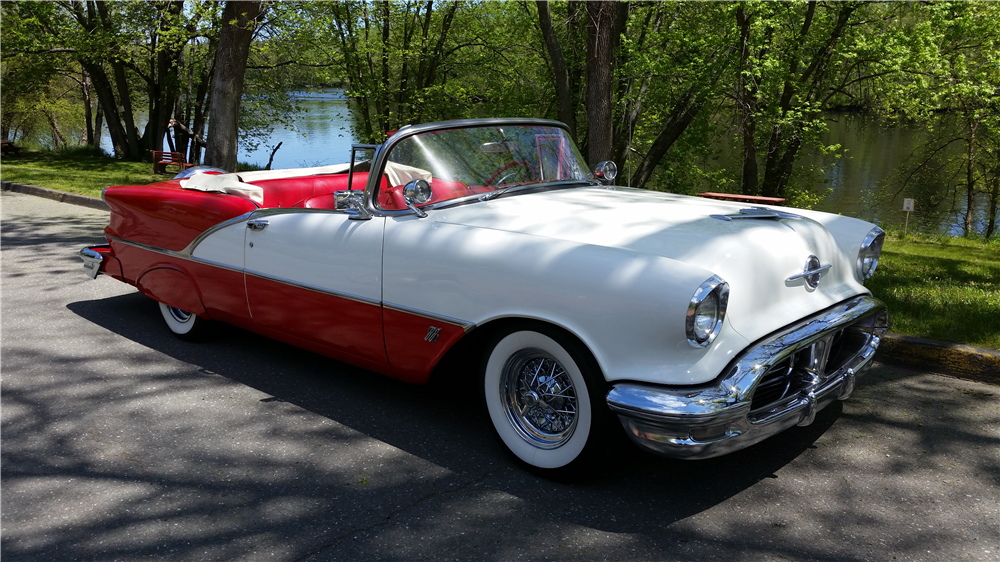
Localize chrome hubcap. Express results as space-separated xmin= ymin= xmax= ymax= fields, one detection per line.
xmin=500 ymin=348 xmax=578 ymax=449
xmin=167 ymin=307 xmax=192 ymax=323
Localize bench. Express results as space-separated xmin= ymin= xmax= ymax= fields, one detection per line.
xmin=153 ymin=151 xmax=194 ymax=174
xmin=699 ymin=192 xmax=785 ymax=205
xmin=1 ymin=141 xmax=21 ymax=155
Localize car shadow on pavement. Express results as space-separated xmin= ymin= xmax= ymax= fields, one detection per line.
xmin=6 ymin=292 xmax=988 ymax=561
xmin=60 ymin=293 xmax=839 ymax=517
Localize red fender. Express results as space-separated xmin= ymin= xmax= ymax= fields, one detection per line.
xmin=136 ymin=266 xmax=210 ymax=318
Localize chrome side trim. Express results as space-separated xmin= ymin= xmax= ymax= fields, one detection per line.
xmin=243 ymin=270 xmax=381 ymax=307
xmin=107 ymin=235 xmax=187 ymax=259
xmin=607 ymin=295 xmax=889 ymax=460
xmin=383 ymin=302 xmax=476 ymax=332
xmin=107 ymin=235 xmax=244 ymax=274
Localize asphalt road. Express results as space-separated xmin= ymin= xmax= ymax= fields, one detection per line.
xmin=2 ymin=190 xmax=998 ymax=562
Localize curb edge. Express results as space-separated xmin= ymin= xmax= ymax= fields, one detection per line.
xmin=878 ymin=333 xmax=999 ymax=384
xmin=2 ymin=181 xmax=109 ymax=211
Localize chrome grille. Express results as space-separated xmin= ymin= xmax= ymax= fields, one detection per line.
xmin=748 ymin=328 xmax=851 ymax=418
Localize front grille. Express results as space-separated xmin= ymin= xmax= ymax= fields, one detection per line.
xmin=748 ymin=327 xmax=857 ymax=418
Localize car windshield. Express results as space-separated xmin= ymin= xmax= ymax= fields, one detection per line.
xmin=376 ymin=124 xmax=590 ymax=210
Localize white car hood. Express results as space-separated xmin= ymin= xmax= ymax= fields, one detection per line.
xmin=432 ymin=186 xmax=871 ymax=343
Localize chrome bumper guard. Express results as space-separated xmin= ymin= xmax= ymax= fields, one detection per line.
xmin=606 ymin=295 xmax=889 ymax=460
xmin=80 ymin=244 xmax=109 ymax=279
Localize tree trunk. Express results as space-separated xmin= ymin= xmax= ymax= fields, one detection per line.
xmin=737 ymin=4 xmax=759 ymax=195
xmin=45 ymin=112 xmax=67 ymax=148
xmin=82 ymin=70 xmax=95 ymax=146
xmin=94 ymin=99 xmax=104 ymax=148
xmin=537 ymin=0 xmax=576 ymax=139
xmin=81 ymin=61 xmax=130 ymax=158
xmin=985 ymin=164 xmax=999 ymax=240
xmin=628 ymin=90 xmax=709 ymax=189
xmin=585 ymin=0 xmax=625 ymax=166
xmin=965 ymin=119 xmax=978 ymax=236
xmin=204 ymin=1 xmax=266 ymax=171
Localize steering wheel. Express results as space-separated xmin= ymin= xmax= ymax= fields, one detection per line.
xmin=485 ymin=161 xmax=536 ymax=187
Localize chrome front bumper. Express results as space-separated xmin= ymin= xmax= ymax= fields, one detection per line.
xmin=606 ymin=295 xmax=889 ymax=460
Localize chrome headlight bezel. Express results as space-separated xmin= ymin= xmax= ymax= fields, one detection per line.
xmin=856 ymin=227 xmax=885 ymax=282
xmin=686 ymin=275 xmax=730 ymax=348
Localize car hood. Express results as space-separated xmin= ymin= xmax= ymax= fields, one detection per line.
xmin=431 ymin=186 xmax=871 ymax=343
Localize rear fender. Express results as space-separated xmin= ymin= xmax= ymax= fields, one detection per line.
xmin=136 ymin=266 xmax=210 ymax=318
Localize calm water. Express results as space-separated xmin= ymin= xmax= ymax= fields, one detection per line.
xmin=808 ymin=113 xmax=987 ymax=236
xmin=237 ymin=90 xmax=358 ymax=170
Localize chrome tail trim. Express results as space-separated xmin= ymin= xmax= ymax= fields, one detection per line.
xmin=80 ymin=244 xmax=109 ymax=279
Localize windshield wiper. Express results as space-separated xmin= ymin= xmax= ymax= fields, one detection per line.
xmin=478 ymin=185 xmax=520 ymax=202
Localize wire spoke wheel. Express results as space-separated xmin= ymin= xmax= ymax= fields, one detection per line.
xmin=482 ymin=325 xmax=618 ymax=479
xmin=501 ymin=349 xmax=578 ymax=449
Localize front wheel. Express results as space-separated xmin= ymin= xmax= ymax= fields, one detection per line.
xmin=482 ymin=325 xmax=619 ymax=479
xmin=158 ymin=302 xmax=214 ymax=341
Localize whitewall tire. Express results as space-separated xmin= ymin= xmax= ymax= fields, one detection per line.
xmin=158 ymin=302 xmax=213 ymax=341
xmin=482 ymin=325 xmax=617 ymax=478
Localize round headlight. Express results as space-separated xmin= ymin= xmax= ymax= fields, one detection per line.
xmin=856 ymin=227 xmax=885 ymax=282
xmin=686 ymin=276 xmax=729 ymax=348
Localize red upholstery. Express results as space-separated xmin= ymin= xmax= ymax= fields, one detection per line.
xmin=377 ymin=179 xmax=475 ymax=211
xmin=253 ymin=172 xmax=375 ymax=208
xmin=297 ymin=174 xmax=390 ymax=210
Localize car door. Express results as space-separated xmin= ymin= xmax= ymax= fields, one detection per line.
xmin=242 ymin=209 xmax=389 ymax=368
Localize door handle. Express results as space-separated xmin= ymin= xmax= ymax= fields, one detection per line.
xmin=247 ymin=219 xmax=269 ymax=231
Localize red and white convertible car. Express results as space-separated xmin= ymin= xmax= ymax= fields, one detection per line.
xmin=81 ymin=118 xmax=889 ymax=478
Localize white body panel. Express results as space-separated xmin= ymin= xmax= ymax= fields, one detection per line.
xmin=383 ymin=187 xmax=873 ymax=385
xmin=190 ymin=220 xmax=246 ymax=270
xmin=243 ymin=211 xmax=385 ymax=302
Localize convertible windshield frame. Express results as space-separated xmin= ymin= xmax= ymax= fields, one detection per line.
xmin=364 ymin=118 xmax=593 ymax=214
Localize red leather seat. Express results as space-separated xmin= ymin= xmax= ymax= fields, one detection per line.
xmin=254 ymin=172 xmax=374 ymax=208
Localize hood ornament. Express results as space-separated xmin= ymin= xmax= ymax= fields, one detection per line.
xmin=711 ymin=207 xmax=804 ymax=221
xmin=786 ymin=255 xmax=831 ymax=289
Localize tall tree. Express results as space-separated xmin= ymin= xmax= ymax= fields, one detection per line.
xmin=584 ymin=1 xmax=627 ymax=165
xmin=204 ymin=1 xmax=267 ymax=171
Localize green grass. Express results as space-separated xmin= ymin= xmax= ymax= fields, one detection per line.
xmin=0 ymin=147 xmax=162 ymax=198
xmin=867 ymin=231 xmax=1000 ymax=350
xmin=0 ymin=147 xmax=263 ymax=198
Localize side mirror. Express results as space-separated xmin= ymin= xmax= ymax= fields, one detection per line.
xmin=333 ymin=190 xmax=372 ymax=220
xmin=593 ymin=161 xmax=617 ymax=184
xmin=403 ymin=179 xmax=432 ymax=218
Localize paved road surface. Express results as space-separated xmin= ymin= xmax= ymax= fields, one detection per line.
xmin=2 ymin=191 xmax=998 ymax=561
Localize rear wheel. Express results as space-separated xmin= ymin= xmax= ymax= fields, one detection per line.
xmin=158 ymin=302 xmax=214 ymax=341
xmin=482 ymin=324 xmax=618 ymax=479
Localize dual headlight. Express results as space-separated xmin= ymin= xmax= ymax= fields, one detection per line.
xmin=686 ymin=276 xmax=729 ymax=348
xmin=856 ymin=227 xmax=885 ymax=282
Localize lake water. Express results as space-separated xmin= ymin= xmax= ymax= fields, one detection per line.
xmin=237 ymin=90 xmax=358 ymax=170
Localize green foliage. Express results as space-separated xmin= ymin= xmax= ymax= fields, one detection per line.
xmin=0 ymin=148 xmax=159 ymax=197
xmin=867 ymin=233 xmax=1000 ymax=349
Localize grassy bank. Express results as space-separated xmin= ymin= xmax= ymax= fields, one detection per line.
xmin=0 ymin=147 xmax=263 ymax=198
xmin=0 ymin=147 xmax=161 ymax=198
xmin=2 ymin=152 xmax=997 ymax=349
xmin=868 ymin=231 xmax=1000 ymax=350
